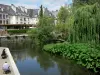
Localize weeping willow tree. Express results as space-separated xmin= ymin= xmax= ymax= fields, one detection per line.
xmin=70 ymin=3 xmax=100 ymax=44
xmin=73 ymin=0 xmax=100 ymax=6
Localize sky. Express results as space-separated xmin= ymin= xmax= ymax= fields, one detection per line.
xmin=0 ymin=0 xmax=72 ymax=11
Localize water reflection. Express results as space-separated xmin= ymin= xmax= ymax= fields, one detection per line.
xmin=0 ymin=40 xmax=96 ymax=75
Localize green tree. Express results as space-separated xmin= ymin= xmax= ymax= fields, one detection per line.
xmin=39 ymin=5 xmax=43 ymax=18
xmin=72 ymin=3 xmax=100 ymax=43
xmin=57 ymin=6 xmax=69 ymax=24
xmin=37 ymin=16 xmax=55 ymax=45
xmin=55 ymin=6 xmax=70 ymax=40
xmin=38 ymin=5 xmax=44 ymax=27
xmin=28 ymin=5 xmax=55 ymax=46
xmin=73 ymin=0 xmax=100 ymax=7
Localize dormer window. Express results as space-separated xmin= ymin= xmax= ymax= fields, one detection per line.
xmin=11 ymin=4 xmax=16 ymax=12
xmin=0 ymin=8 xmax=3 ymax=11
xmin=1 ymin=8 xmax=3 ymax=11
xmin=49 ymin=14 xmax=51 ymax=16
xmin=35 ymin=15 xmax=37 ymax=17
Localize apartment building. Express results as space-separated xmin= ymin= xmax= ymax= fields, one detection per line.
xmin=0 ymin=4 xmax=9 ymax=25
xmin=0 ymin=4 xmax=55 ymax=26
xmin=8 ymin=4 xmax=30 ymax=24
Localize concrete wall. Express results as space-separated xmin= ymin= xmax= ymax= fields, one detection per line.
xmin=0 ymin=35 xmax=29 ymax=42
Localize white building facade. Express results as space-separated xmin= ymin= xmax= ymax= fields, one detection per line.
xmin=0 ymin=4 xmax=39 ymax=26
xmin=0 ymin=7 xmax=9 ymax=25
xmin=8 ymin=4 xmax=30 ymax=24
xmin=0 ymin=4 xmax=54 ymax=27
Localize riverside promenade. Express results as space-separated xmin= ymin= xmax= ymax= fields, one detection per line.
xmin=0 ymin=47 xmax=20 ymax=75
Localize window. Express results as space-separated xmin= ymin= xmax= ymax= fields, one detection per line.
xmin=6 ymin=15 xmax=8 ymax=19
xmin=3 ymin=20 xmax=5 ymax=24
xmin=20 ymin=18 xmax=22 ymax=21
xmin=16 ymin=16 xmax=18 ymax=20
xmin=24 ymin=18 xmax=26 ymax=21
xmin=0 ymin=20 xmax=2 ymax=24
xmin=16 ymin=22 xmax=18 ymax=24
xmin=3 ymin=15 xmax=5 ymax=19
xmin=0 ymin=14 xmax=2 ymax=18
xmin=6 ymin=20 xmax=8 ymax=24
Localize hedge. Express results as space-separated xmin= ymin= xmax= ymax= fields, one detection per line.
xmin=7 ymin=29 xmax=29 ymax=34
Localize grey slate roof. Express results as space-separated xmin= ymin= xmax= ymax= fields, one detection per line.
xmin=0 ymin=4 xmax=18 ymax=15
xmin=0 ymin=4 xmax=54 ymax=18
xmin=0 ymin=4 xmax=9 ymax=14
xmin=33 ymin=9 xmax=39 ymax=17
xmin=27 ymin=9 xmax=33 ymax=18
xmin=16 ymin=7 xmax=29 ymax=16
xmin=0 ymin=4 xmax=29 ymax=16
xmin=28 ymin=8 xmax=54 ymax=18
xmin=27 ymin=9 xmax=39 ymax=18
xmin=51 ymin=10 xmax=58 ymax=18
xmin=44 ymin=8 xmax=55 ymax=18
xmin=7 ymin=6 xmax=16 ymax=16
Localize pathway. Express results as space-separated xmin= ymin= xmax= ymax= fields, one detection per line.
xmin=0 ymin=47 xmax=20 ymax=75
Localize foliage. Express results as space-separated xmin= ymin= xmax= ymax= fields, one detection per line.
xmin=70 ymin=3 xmax=100 ymax=43
xmin=28 ymin=5 xmax=55 ymax=45
xmin=43 ymin=43 xmax=100 ymax=73
xmin=37 ymin=16 xmax=55 ymax=45
xmin=39 ymin=5 xmax=43 ymax=18
xmin=7 ymin=29 xmax=29 ymax=35
xmin=27 ymin=28 xmax=38 ymax=39
xmin=73 ymin=0 xmax=100 ymax=7
xmin=57 ymin=6 xmax=69 ymax=24
xmin=55 ymin=6 xmax=70 ymax=40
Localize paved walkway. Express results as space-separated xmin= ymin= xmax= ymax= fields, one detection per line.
xmin=0 ymin=47 xmax=20 ymax=75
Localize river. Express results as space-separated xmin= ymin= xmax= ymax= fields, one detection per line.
xmin=0 ymin=39 xmax=96 ymax=75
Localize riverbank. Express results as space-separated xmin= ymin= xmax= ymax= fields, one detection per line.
xmin=0 ymin=47 xmax=20 ymax=75
xmin=43 ymin=43 xmax=100 ymax=73
xmin=0 ymin=34 xmax=29 ymax=42
xmin=1 ymin=40 xmax=96 ymax=75
xmin=0 ymin=34 xmax=28 ymax=38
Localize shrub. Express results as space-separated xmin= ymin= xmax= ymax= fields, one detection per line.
xmin=7 ymin=29 xmax=29 ymax=35
xmin=43 ymin=43 xmax=100 ymax=73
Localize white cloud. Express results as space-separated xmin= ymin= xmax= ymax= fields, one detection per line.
xmin=15 ymin=3 xmax=39 ymax=9
xmin=0 ymin=0 xmax=72 ymax=10
xmin=40 ymin=0 xmax=71 ymax=11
